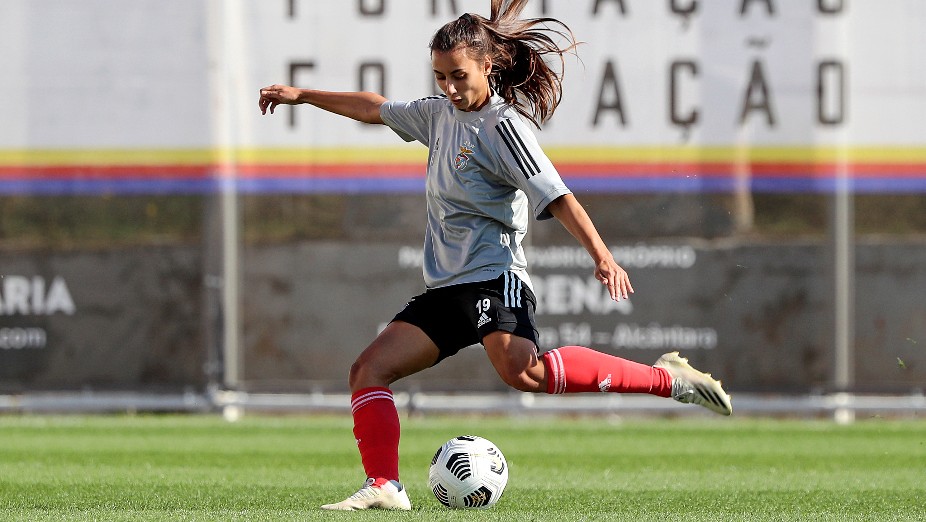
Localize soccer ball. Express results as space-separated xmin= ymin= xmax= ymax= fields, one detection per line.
xmin=428 ymin=435 xmax=509 ymax=509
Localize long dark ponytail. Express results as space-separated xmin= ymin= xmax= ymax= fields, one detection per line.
xmin=429 ymin=0 xmax=577 ymax=128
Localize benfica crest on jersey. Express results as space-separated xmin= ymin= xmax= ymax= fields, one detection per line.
xmin=454 ymin=142 xmax=475 ymax=170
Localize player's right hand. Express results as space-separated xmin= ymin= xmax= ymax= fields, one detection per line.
xmin=258 ymin=84 xmax=300 ymax=115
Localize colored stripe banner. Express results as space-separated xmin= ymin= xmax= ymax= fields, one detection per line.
xmin=2 ymin=148 xmax=925 ymax=195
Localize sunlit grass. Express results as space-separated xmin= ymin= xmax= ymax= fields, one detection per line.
xmin=0 ymin=414 xmax=923 ymax=521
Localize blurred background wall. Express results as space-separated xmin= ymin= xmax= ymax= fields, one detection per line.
xmin=1 ymin=0 xmax=924 ymax=400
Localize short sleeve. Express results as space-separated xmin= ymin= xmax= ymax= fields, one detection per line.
xmin=492 ymin=117 xmax=572 ymax=220
xmin=379 ymin=96 xmax=446 ymax=146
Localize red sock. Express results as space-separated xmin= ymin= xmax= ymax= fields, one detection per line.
xmin=351 ymin=387 xmax=400 ymax=482
xmin=542 ymin=346 xmax=672 ymax=397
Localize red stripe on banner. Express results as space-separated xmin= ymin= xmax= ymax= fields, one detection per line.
xmin=0 ymin=165 xmax=214 ymax=179
xmin=235 ymin=163 xmax=424 ymax=178
xmin=556 ymin=162 xmax=926 ymax=178
xmin=0 ymin=163 xmax=424 ymax=179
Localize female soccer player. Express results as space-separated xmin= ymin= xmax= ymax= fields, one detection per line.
xmin=259 ymin=0 xmax=732 ymax=511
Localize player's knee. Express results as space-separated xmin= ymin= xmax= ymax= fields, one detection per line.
xmin=348 ymin=355 xmax=400 ymax=391
xmin=348 ymin=358 xmax=372 ymax=390
xmin=498 ymin=368 xmax=542 ymax=393
xmin=347 ymin=360 xmax=361 ymax=389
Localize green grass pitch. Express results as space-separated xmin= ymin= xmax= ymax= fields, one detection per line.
xmin=1 ymin=414 xmax=924 ymax=521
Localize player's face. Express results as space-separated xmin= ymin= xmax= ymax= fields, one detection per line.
xmin=432 ymin=46 xmax=492 ymax=112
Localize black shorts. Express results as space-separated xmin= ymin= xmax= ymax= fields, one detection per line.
xmin=392 ymin=272 xmax=540 ymax=364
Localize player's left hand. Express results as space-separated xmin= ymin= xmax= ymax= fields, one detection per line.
xmin=595 ymin=259 xmax=633 ymax=301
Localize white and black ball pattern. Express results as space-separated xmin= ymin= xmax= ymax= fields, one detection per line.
xmin=428 ymin=435 xmax=509 ymax=509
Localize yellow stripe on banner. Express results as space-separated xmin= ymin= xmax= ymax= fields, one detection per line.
xmin=0 ymin=149 xmax=215 ymax=166
xmin=0 ymin=147 xmax=429 ymax=166
xmin=1 ymin=146 xmax=926 ymax=167
xmin=235 ymin=147 xmax=428 ymax=164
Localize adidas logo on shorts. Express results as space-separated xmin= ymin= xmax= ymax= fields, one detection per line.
xmin=477 ymin=312 xmax=491 ymax=328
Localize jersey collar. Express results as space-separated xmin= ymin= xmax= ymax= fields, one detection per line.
xmin=453 ymin=92 xmax=504 ymax=123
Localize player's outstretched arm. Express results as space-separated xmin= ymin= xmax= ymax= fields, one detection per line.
xmin=258 ymin=84 xmax=387 ymax=124
xmin=547 ymin=194 xmax=634 ymax=301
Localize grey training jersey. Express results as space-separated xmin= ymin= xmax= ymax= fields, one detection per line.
xmin=380 ymin=93 xmax=572 ymax=290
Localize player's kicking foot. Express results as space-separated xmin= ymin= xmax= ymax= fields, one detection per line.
xmin=654 ymin=351 xmax=733 ymax=416
xmin=320 ymin=477 xmax=412 ymax=511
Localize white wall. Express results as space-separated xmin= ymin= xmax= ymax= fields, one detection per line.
xmin=2 ymin=0 xmax=924 ymax=151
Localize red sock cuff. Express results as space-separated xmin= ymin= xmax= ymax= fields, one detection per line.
xmin=351 ymin=387 xmax=393 ymax=414
xmin=543 ymin=348 xmax=582 ymax=394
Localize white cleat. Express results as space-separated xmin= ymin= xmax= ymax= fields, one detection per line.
xmin=320 ymin=477 xmax=412 ymax=511
xmin=654 ymin=351 xmax=733 ymax=416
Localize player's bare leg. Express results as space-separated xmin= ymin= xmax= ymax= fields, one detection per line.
xmin=482 ymin=332 xmax=547 ymax=392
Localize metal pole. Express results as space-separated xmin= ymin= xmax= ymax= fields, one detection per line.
xmin=829 ymin=12 xmax=854 ymax=425
xmin=833 ymin=152 xmax=854 ymax=424
xmin=206 ymin=0 xmax=246 ymax=393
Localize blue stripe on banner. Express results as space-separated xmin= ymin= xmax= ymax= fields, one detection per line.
xmin=0 ymin=178 xmax=221 ymax=195
xmin=3 ymin=175 xmax=926 ymax=195
xmin=566 ymin=177 xmax=926 ymax=194
xmin=842 ymin=178 xmax=926 ymax=193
